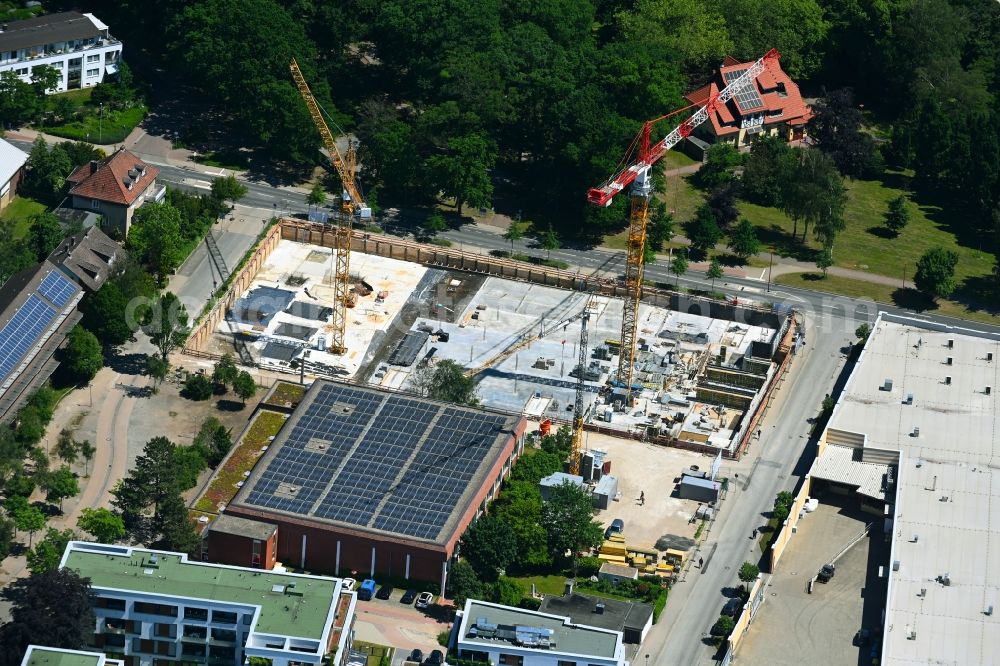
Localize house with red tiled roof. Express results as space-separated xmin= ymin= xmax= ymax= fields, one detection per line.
xmin=66 ymin=147 xmax=164 ymax=237
xmin=684 ymin=55 xmax=813 ymax=151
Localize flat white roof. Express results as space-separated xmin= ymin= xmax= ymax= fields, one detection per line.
xmin=826 ymin=313 xmax=1000 ymax=665
xmin=810 ymin=443 xmax=888 ymax=501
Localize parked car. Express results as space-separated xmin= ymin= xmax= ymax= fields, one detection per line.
xmin=400 ymin=589 xmax=417 ymax=605
xmin=358 ymin=579 xmax=377 ymax=601
xmin=605 ymin=518 xmax=624 ymax=539
xmin=342 ymin=578 xmax=357 ymax=592
xmin=817 ymin=563 xmax=836 ymax=583
xmin=409 ymin=650 xmax=424 ymax=664
xmin=376 ymin=583 xmax=394 ymax=600
xmin=424 ymin=650 xmax=444 ymax=666
xmin=722 ymin=597 xmax=743 ymax=617
xmin=415 ymin=592 xmax=434 ymax=609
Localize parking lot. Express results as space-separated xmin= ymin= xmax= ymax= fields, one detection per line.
xmin=735 ymin=497 xmax=888 ymax=666
xmin=352 ymin=589 xmax=452 ymax=666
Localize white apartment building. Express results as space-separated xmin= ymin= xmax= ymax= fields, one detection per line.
xmin=0 ymin=12 xmax=122 ymax=93
xmin=60 ymin=542 xmax=357 ymax=666
xmin=455 ymin=599 xmax=629 ymax=666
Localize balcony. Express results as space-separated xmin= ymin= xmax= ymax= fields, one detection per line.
xmin=0 ymin=36 xmax=122 ymax=67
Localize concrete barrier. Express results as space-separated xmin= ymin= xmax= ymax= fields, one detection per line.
xmin=768 ymin=475 xmax=813 ymax=572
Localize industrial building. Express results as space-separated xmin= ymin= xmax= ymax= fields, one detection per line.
xmin=454 ymin=599 xmax=629 ymax=666
xmin=224 ymin=380 xmax=526 ymax=591
xmin=810 ymin=312 xmax=1000 ymax=665
xmin=60 ymin=541 xmax=356 ymax=666
xmin=204 ymin=514 xmax=278 ymax=570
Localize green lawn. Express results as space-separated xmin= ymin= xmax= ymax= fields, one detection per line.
xmin=0 ymin=196 xmax=47 ymax=239
xmin=774 ymin=273 xmax=1000 ymax=326
xmin=509 ymin=574 xmax=567 ymax=596
xmin=662 ymin=149 xmax=699 ymax=170
xmin=45 ymin=105 xmax=147 ymax=144
xmin=46 ymin=87 xmax=94 ymax=112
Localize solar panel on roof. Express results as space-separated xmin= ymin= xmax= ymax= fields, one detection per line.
xmin=0 ymin=294 xmax=57 ymax=383
xmin=37 ymin=271 xmax=78 ymax=308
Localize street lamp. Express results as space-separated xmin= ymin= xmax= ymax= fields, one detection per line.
xmin=99 ymin=102 xmax=104 ymax=144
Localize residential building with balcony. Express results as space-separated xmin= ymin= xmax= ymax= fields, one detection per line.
xmin=59 ymin=541 xmax=357 ymax=666
xmin=66 ymin=147 xmax=164 ymax=237
xmin=0 ymin=12 xmax=122 ymax=93
xmin=20 ymin=645 xmax=124 ymax=666
xmin=454 ymin=599 xmax=629 ymax=666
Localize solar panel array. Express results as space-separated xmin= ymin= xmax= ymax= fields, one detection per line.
xmin=243 ymin=382 xmax=511 ymax=541
xmin=0 ymin=295 xmax=57 ymax=383
xmin=38 ymin=271 xmax=78 ymax=308
xmin=722 ymin=68 xmax=764 ymax=112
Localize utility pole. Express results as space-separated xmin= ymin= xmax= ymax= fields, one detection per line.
xmin=766 ymin=250 xmax=774 ymax=293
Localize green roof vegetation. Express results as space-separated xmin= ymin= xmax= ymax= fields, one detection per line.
xmin=63 ymin=547 xmax=337 ymax=640
xmin=23 ymin=647 xmax=102 ymax=666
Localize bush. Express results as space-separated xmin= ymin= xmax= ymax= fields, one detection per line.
xmin=652 ymin=589 xmax=668 ymax=623
xmin=576 ymin=556 xmax=602 ymax=579
xmin=518 ymin=597 xmax=542 ymax=611
xmin=182 ymin=373 xmax=214 ymax=401
xmin=437 ymin=631 xmax=451 ymax=647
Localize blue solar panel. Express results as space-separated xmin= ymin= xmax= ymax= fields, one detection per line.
xmin=0 ymin=295 xmax=57 ymax=383
xmin=37 ymin=271 xmax=78 ymax=308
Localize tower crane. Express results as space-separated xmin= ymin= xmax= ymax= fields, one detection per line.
xmin=290 ymin=58 xmax=372 ymax=354
xmin=588 ymin=49 xmax=781 ymax=397
xmin=569 ymin=295 xmax=597 ymax=475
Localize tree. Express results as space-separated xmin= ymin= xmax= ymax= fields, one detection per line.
xmin=307 ymin=182 xmax=327 ymax=207
xmin=815 ymin=246 xmax=834 ymax=277
xmin=54 ymin=430 xmax=79 ymax=465
xmin=0 ymin=516 xmax=14 ymax=561
xmin=706 ymin=258 xmax=723 ymax=290
xmin=41 ymin=465 xmax=79 ymax=511
xmin=914 ymin=247 xmax=959 ymax=300
xmin=503 ymin=222 xmax=524 ymax=254
xmin=232 ymin=371 xmax=257 ymax=405
xmin=80 ymin=283 xmax=135 ymax=350
xmin=191 ymin=417 xmax=233 ymax=468
xmin=79 ymin=440 xmax=95 ymax=477
xmin=855 ymin=323 xmax=871 ymax=344
xmin=152 ymin=492 xmax=201 ymax=554
xmin=111 ymin=436 xmax=181 ymax=543
xmin=0 ymin=71 xmax=40 ymax=127
xmin=0 ymin=568 xmax=95 ymax=661
xmin=710 ymin=614 xmax=735 ymax=638
xmin=24 ymin=137 xmax=73 ymax=204
xmin=447 ymin=559 xmax=483 ymax=608
xmin=727 ymin=219 xmax=761 ymax=263
xmin=210 ymin=174 xmax=247 ymax=202
xmin=30 ymin=64 xmax=61 ymax=95
xmin=127 ymin=203 xmax=185 ymax=281
xmin=646 ymin=200 xmax=674 ymax=252
xmin=493 ymin=481 xmax=551 ymax=567
xmin=696 ymin=143 xmax=741 ymax=189
xmin=460 ymin=515 xmax=518 ymax=581
xmin=687 ymin=206 xmax=722 ymax=257
xmin=670 ymin=252 xmax=689 ymax=287
xmin=427 ymin=132 xmax=496 ymax=214
xmin=145 ymin=354 xmax=170 ymax=388
xmin=422 ymin=212 xmax=448 ymax=237
xmin=781 ymin=150 xmax=847 ymax=243
xmin=77 ymin=507 xmax=126 ymax=544
xmin=539 ymin=226 xmax=560 ymax=260
xmin=413 ymin=360 xmax=478 ymax=405
xmin=493 ymin=577 xmax=524 ymax=607
xmin=706 ymin=182 xmax=740 ymax=229
xmin=26 ymin=212 xmax=64 ymax=262
xmin=617 ymin=0 xmax=732 ymax=74
xmin=183 ymin=373 xmax=214 ymax=401
xmin=811 ymin=88 xmax=883 ymax=179
xmin=13 ymin=504 xmax=46 ymax=547
xmin=60 ymin=325 xmax=103 ymax=384
xmin=142 ymin=292 xmax=189 ymax=361
xmin=540 ymin=481 xmax=603 ymax=573
xmin=741 ymin=135 xmax=797 ymax=207
xmin=773 ymin=504 xmax=790 ymax=522
xmin=26 ymin=528 xmax=76 ymax=574
xmin=884 ymin=195 xmax=910 ymax=236
xmin=212 ymin=353 xmax=238 ymax=388
xmin=738 ymin=561 xmax=760 ymax=591
xmin=775 ymin=491 xmax=794 ymax=509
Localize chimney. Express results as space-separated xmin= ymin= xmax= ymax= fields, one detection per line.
xmin=89 ymin=160 xmax=98 ymax=174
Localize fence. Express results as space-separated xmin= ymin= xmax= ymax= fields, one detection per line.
xmin=725 ymin=573 xmax=768 ymax=655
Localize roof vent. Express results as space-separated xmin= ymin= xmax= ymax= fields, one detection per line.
xmin=904 ymin=393 xmax=913 ymax=405
xmin=271 ymin=584 xmax=286 ymax=594
xmin=987 ymin=386 xmax=992 ymax=396
xmin=946 ymin=357 xmax=953 ymax=365
xmin=911 ymin=426 xmax=920 ymax=438
xmin=880 ymin=378 xmax=893 ymax=392
xmin=948 ymin=339 xmax=954 ymax=348
xmin=938 ymin=573 xmax=951 ymax=586
xmin=910 ymin=534 xmax=919 ymax=543
xmin=918 ymin=588 xmax=926 ymax=597
xmin=945 ymin=376 xmax=952 ymax=385
xmin=985 ymin=605 xmax=994 ymax=616
xmin=143 ymin=568 xmax=154 ymax=576
xmin=988 ymin=352 xmax=994 ymax=362
xmin=908 ymin=628 xmax=917 ymax=640
xmin=892 ymin=560 xmax=900 ymax=571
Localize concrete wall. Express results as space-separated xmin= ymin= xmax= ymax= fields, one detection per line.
xmin=186 ymin=221 xmax=283 ymax=351
xmin=0 ymin=165 xmax=23 ymax=210
xmin=206 ymin=528 xmax=277 ymax=570
xmin=768 ymin=475 xmax=813 ymax=572
xmin=727 ymin=573 xmax=766 ymax=652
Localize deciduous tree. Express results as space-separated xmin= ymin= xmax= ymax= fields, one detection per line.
xmin=13 ymin=504 xmax=46 ymax=548
xmin=26 ymin=212 xmax=65 ymax=262
xmin=78 ymin=507 xmax=126 ymax=544
xmin=738 ymin=561 xmax=760 ymax=591
xmin=210 ymin=175 xmax=247 ymax=202
xmin=80 ymin=283 xmax=135 ymax=349
xmin=41 ymin=465 xmax=79 ymax=511
xmin=503 ymin=222 xmax=524 ymax=254
xmin=727 ymin=219 xmax=761 ymax=263
xmin=706 ymin=257 xmax=723 ymax=289
xmin=212 ymin=353 xmax=238 ymax=388
xmin=413 ymin=360 xmax=478 ymax=406
xmin=427 ymin=132 xmax=496 ymax=214
xmin=815 ymin=246 xmax=834 ymax=277
xmin=26 ymin=528 xmax=76 ymax=574
xmin=60 ymin=325 xmax=103 ymax=384
xmin=670 ymin=252 xmax=689 ymax=287
xmin=127 ymin=203 xmax=185 ymax=281
xmin=233 ymin=371 xmax=257 ymax=405
xmin=687 ymin=206 xmax=722 ymax=257
xmin=0 ymin=568 xmax=95 ymax=662
xmin=142 ymin=292 xmax=189 ymax=362
xmin=461 ymin=515 xmax=517 ymax=581
xmin=540 ymin=481 xmax=604 ymax=573
xmin=914 ymin=247 xmax=959 ymax=300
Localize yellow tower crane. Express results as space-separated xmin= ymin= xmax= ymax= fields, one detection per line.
xmin=289 ymin=58 xmax=372 ymax=354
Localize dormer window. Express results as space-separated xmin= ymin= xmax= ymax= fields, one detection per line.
xmin=123 ymin=178 xmax=133 ymax=191
xmin=135 ymin=164 xmax=145 ymax=177
xmin=128 ymin=168 xmax=139 ymax=180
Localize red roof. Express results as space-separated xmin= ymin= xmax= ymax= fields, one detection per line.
xmin=683 ymin=56 xmax=812 ymax=136
xmin=67 ymin=148 xmax=160 ymax=206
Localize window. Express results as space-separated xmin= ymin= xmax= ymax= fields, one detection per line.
xmin=558 ymin=661 xmax=576 ymax=666
xmin=498 ymin=655 xmax=523 ymax=666
xmin=211 ymin=610 xmax=237 ymax=625
xmin=15 ymin=67 xmax=28 ymax=75
xmin=86 ymin=68 xmax=99 ymax=77
xmin=134 ymin=602 xmax=178 ymax=617
xmin=87 ymin=54 xmax=100 ymax=63
xmin=211 ymin=628 xmax=237 ymax=642
xmin=183 ymin=607 xmax=208 ymax=621
xmin=97 ymin=597 xmax=126 ymax=611
xmin=182 ymin=625 xmax=207 ymax=639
